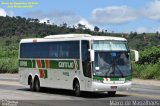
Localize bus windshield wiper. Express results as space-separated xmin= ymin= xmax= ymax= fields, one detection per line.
xmin=112 ymin=57 xmax=124 ymax=77
xmin=115 ymin=65 xmax=124 ymax=77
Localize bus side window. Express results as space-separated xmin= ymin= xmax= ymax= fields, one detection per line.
xmin=49 ymin=43 xmax=59 ymax=58
xmin=56 ymin=41 xmax=79 ymax=59
xmin=82 ymin=41 xmax=91 ymax=78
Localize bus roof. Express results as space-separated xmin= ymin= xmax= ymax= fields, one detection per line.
xmin=20 ymin=34 xmax=127 ymax=43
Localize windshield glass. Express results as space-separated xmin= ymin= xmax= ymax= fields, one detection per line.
xmin=93 ymin=51 xmax=131 ymax=77
xmin=92 ymin=40 xmax=128 ymax=51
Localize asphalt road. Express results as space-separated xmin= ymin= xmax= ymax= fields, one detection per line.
xmin=0 ymin=74 xmax=160 ymax=106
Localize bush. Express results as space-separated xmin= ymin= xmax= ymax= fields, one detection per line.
xmin=132 ymin=46 xmax=160 ymax=80
xmin=132 ymin=62 xmax=144 ymax=77
xmin=0 ymin=58 xmax=18 ymax=73
xmin=132 ymin=62 xmax=160 ymax=80
xmin=138 ymin=46 xmax=160 ymax=64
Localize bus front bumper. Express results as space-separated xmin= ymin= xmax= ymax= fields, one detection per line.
xmin=92 ymin=81 xmax=132 ymax=92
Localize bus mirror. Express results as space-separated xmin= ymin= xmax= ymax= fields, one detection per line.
xmin=131 ymin=50 xmax=139 ymax=62
xmin=89 ymin=49 xmax=95 ymax=62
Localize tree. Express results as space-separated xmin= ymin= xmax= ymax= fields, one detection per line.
xmin=47 ymin=20 xmax=50 ymax=24
xmin=34 ymin=19 xmax=40 ymax=23
xmin=133 ymin=32 xmax=138 ymax=36
xmin=142 ymin=32 xmax=146 ymax=36
xmin=94 ymin=26 xmax=99 ymax=32
xmin=27 ymin=18 xmax=32 ymax=22
xmin=156 ymin=31 xmax=159 ymax=35
xmin=62 ymin=22 xmax=67 ymax=28
xmin=77 ymin=23 xmax=86 ymax=29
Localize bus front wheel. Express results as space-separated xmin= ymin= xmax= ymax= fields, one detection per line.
xmin=73 ymin=80 xmax=81 ymax=96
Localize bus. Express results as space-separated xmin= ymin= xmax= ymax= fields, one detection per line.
xmin=19 ymin=34 xmax=139 ymax=96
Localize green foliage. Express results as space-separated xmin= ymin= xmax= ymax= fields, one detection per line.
xmin=127 ymin=33 xmax=160 ymax=51
xmin=132 ymin=46 xmax=160 ymax=80
xmin=0 ymin=36 xmax=19 ymax=73
xmin=133 ymin=62 xmax=160 ymax=80
xmin=138 ymin=46 xmax=160 ymax=64
xmin=0 ymin=58 xmax=18 ymax=73
xmin=132 ymin=62 xmax=143 ymax=78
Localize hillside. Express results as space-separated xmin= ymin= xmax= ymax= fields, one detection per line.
xmin=0 ymin=16 xmax=160 ymax=79
xmin=0 ymin=16 xmax=160 ymax=50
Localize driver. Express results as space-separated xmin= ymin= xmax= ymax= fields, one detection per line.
xmin=98 ymin=52 xmax=111 ymax=69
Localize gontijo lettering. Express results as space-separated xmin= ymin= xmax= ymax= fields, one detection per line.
xmin=59 ymin=62 xmax=74 ymax=68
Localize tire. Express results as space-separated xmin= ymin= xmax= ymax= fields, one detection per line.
xmin=108 ymin=91 xmax=116 ymax=96
xmin=29 ymin=79 xmax=34 ymax=91
xmin=73 ymin=81 xmax=81 ymax=96
xmin=34 ymin=78 xmax=40 ymax=92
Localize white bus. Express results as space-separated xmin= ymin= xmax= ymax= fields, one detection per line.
xmin=19 ymin=34 xmax=139 ymax=96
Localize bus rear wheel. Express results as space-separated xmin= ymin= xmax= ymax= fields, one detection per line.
xmin=29 ymin=79 xmax=34 ymax=91
xmin=73 ymin=81 xmax=81 ymax=96
xmin=108 ymin=91 xmax=116 ymax=96
xmin=34 ymin=78 xmax=40 ymax=92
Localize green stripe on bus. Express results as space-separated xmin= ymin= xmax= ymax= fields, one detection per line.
xmin=93 ymin=75 xmax=132 ymax=81
xmin=32 ymin=60 xmax=36 ymax=68
xmin=19 ymin=59 xmax=80 ymax=70
xmin=125 ymin=75 xmax=132 ymax=81
xmin=44 ymin=69 xmax=48 ymax=78
xmin=50 ymin=60 xmax=58 ymax=69
xmin=28 ymin=60 xmax=32 ymax=68
xmin=110 ymin=76 xmax=132 ymax=81
xmin=93 ymin=75 xmax=103 ymax=80
xmin=110 ymin=77 xmax=121 ymax=81
xmin=41 ymin=60 xmax=45 ymax=68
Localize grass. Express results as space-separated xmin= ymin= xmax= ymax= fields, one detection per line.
xmin=0 ymin=58 xmax=18 ymax=73
xmin=132 ymin=62 xmax=160 ymax=80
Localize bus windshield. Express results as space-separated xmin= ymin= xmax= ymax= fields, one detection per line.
xmin=92 ymin=40 xmax=128 ymax=51
xmin=92 ymin=41 xmax=131 ymax=77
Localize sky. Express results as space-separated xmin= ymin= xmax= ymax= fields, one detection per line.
xmin=1 ymin=0 xmax=160 ymax=33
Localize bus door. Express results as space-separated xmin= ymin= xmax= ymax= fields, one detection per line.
xmin=81 ymin=40 xmax=92 ymax=90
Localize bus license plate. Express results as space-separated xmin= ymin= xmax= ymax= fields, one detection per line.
xmin=111 ymin=86 xmax=117 ymax=89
